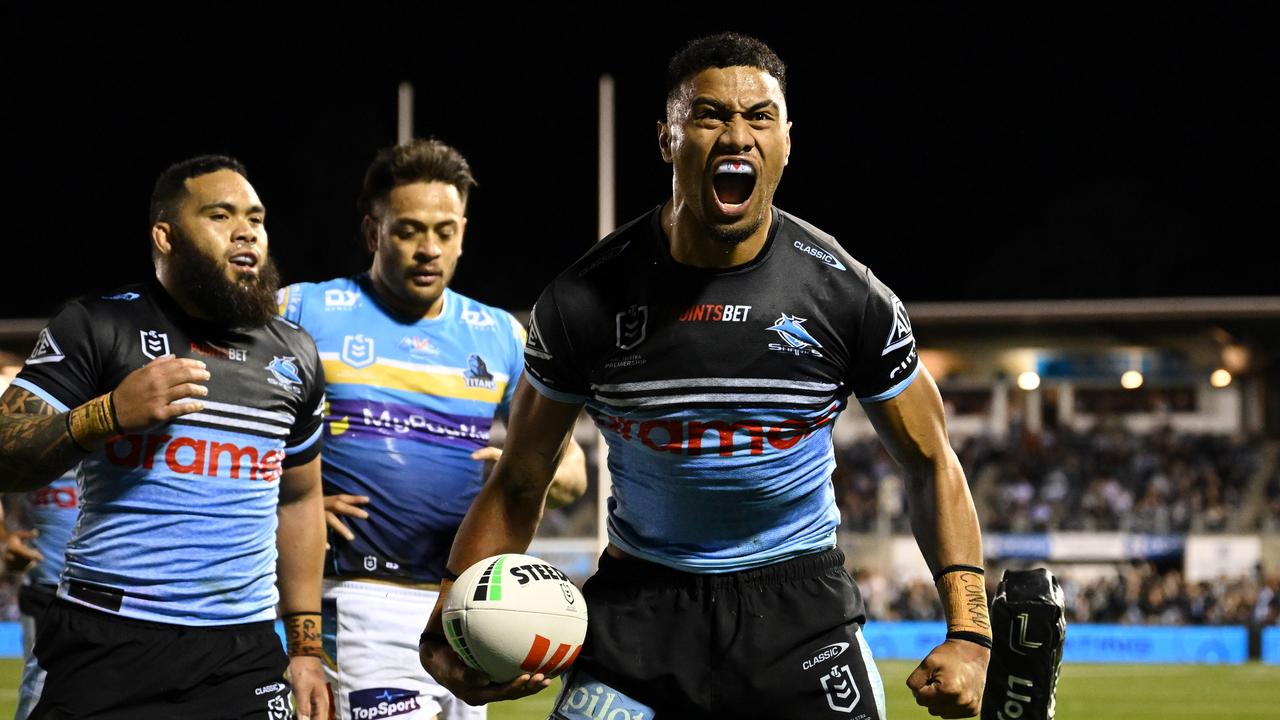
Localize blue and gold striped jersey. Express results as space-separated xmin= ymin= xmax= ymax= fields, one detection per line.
xmin=280 ymin=274 xmax=525 ymax=583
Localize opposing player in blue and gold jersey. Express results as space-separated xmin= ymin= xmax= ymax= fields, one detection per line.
xmin=280 ymin=139 xmax=585 ymax=720
xmin=0 ymin=155 xmax=329 ymax=719
xmin=422 ymin=34 xmax=990 ymax=719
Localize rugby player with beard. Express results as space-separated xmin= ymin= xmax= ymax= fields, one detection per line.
xmin=0 ymin=156 xmax=329 ymax=720
xmin=421 ymin=34 xmax=990 ymax=719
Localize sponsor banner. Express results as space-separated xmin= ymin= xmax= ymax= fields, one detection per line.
xmin=1263 ymin=626 xmax=1280 ymax=665
xmin=861 ymin=622 xmax=1248 ymax=664
xmin=983 ymin=533 xmax=1183 ymax=561
xmin=326 ymin=398 xmax=493 ymax=449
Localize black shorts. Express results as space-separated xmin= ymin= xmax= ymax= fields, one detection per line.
xmin=550 ymin=548 xmax=886 ymax=720
xmin=28 ymin=599 xmax=293 ymax=720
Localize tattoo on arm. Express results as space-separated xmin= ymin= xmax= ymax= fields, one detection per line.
xmin=0 ymin=387 xmax=84 ymax=492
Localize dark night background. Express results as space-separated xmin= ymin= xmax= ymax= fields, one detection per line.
xmin=4 ymin=3 xmax=1276 ymax=319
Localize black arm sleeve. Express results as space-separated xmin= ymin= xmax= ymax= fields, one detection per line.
xmin=12 ymin=301 xmax=102 ymax=411
xmin=522 ymin=284 xmax=591 ymax=403
xmin=850 ymin=270 xmax=921 ymax=403
xmin=282 ymin=341 xmax=325 ymax=468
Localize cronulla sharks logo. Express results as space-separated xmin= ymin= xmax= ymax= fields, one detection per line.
xmin=767 ymin=313 xmax=824 ymax=358
xmin=266 ymin=356 xmax=303 ymax=394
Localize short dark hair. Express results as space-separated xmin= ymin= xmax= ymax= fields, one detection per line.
xmin=357 ymin=138 xmax=477 ymax=217
xmin=666 ymin=32 xmax=787 ymax=106
xmin=150 ymin=155 xmax=247 ymax=224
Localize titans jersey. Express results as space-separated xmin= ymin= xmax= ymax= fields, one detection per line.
xmin=279 ymin=275 xmax=524 ymax=583
xmin=525 ymin=207 xmax=920 ymax=573
xmin=16 ymin=471 xmax=78 ymax=586
xmin=12 ymin=281 xmax=324 ymax=624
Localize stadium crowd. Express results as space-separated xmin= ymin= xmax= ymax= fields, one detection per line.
xmin=834 ymin=424 xmax=1272 ymax=534
xmin=857 ymin=562 xmax=1280 ymax=628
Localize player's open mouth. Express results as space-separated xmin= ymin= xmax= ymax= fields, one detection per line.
xmin=711 ymin=160 xmax=756 ymax=215
xmin=229 ymin=251 xmax=259 ymax=272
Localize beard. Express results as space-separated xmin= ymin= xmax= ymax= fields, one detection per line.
xmin=170 ymin=232 xmax=281 ymax=328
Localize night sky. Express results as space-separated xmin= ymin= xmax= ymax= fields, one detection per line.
xmin=5 ymin=3 xmax=1277 ymax=319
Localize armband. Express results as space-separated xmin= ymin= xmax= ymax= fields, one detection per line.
xmin=66 ymin=393 xmax=121 ymax=451
xmin=935 ymin=565 xmax=992 ymax=647
xmin=282 ymin=612 xmax=324 ymax=658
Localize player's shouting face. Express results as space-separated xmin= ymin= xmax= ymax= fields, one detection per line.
xmin=661 ymin=65 xmax=792 ymax=246
xmin=364 ymin=181 xmax=467 ymax=319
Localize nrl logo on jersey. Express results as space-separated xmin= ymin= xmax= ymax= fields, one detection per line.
xmin=464 ymin=354 xmax=496 ymax=389
xmin=26 ymin=328 xmax=65 ymax=365
xmin=324 ymin=289 xmax=360 ymax=310
xmin=766 ymin=313 xmax=824 ymax=358
xmin=266 ymin=356 xmax=304 ymax=394
xmin=882 ymin=295 xmax=915 ymax=356
xmin=140 ymin=330 xmax=171 ymax=359
xmin=820 ymin=665 xmax=861 ymax=713
xmin=616 ymin=305 xmax=648 ymax=351
xmin=342 ymin=335 xmax=376 ymax=369
xmin=461 ymin=308 xmax=498 ymax=330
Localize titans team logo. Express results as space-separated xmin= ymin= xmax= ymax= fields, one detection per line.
xmin=342 ymin=334 xmax=376 ymax=369
xmin=464 ymin=354 xmax=496 ymax=389
xmin=766 ymin=314 xmax=823 ymax=358
xmin=266 ymin=356 xmax=303 ymax=394
xmin=820 ymin=665 xmax=861 ymax=713
xmin=616 ymin=305 xmax=648 ymax=350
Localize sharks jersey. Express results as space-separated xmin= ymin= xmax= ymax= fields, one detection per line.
xmin=16 ymin=471 xmax=78 ymax=586
xmin=12 ymin=281 xmax=325 ymax=624
xmin=279 ymin=274 xmax=524 ymax=583
xmin=525 ymin=207 xmax=920 ymax=573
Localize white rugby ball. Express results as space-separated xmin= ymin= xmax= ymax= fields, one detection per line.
xmin=443 ymin=553 xmax=588 ymax=682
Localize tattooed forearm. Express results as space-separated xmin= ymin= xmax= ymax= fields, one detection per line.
xmin=0 ymin=387 xmax=85 ymax=492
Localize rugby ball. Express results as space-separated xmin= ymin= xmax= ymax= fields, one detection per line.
xmin=442 ymin=554 xmax=588 ymax=682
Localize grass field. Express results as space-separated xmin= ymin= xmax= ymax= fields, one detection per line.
xmin=1 ymin=659 xmax=1276 ymax=718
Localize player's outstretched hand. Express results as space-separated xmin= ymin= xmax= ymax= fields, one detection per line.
xmin=286 ymin=655 xmax=329 ymax=720
xmin=112 ymin=355 xmax=210 ymax=431
xmin=419 ymin=588 xmax=552 ymax=706
xmin=324 ymin=494 xmax=370 ymax=541
xmin=3 ymin=528 xmax=44 ymax=571
xmin=907 ymin=638 xmax=990 ymax=718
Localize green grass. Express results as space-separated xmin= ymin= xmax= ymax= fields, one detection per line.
xmin=1 ymin=659 xmax=1276 ymax=719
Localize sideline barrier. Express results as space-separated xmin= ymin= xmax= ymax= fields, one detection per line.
xmin=861 ymin=621 xmax=1249 ymax=664
xmin=1263 ymin=626 xmax=1280 ymax=665
xmin=0 ymin=620 xmax=1259 ymax=663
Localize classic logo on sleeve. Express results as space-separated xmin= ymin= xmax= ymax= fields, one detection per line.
xmin=102 ymin=291 xmax=141 ymax=301
xmin=792 ymin=239 xmax=847 ymax=271
xmin=140 ymin=330 xmax=171 ymax=359
xmin=25 ymin=328 xmax=65 ymax=365
xmin=882 ymin=295 xmax=915 ymax=356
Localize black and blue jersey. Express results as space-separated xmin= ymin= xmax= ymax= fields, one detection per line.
xmin=13 ymin=281 xmax=325 ymax=624
xmin=524 ymin=207 xmax=919 ymax=572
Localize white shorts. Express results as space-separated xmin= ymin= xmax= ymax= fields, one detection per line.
xmin=323 ymin=578 xmax=485 ymax=720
